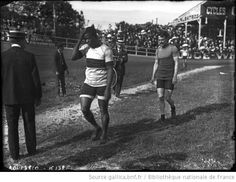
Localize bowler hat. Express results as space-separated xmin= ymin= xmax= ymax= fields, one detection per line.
xmin=8 ymin=30 xmax=26 ymax=39
xmin=117 ymin=39 xmax=125 ymax=44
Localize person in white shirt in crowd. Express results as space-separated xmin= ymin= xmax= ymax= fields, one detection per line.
xmin=180 ymin=43 xmax=189 ymax=70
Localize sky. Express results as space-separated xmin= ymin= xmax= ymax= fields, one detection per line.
xmin=69 ymin=1 xmax=202 ymax=30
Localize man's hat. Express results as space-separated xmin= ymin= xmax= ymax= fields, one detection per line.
xmin=8 ymin=30 xmax=26 ymax=39
xmin=117 ymin=39 xmax=125 ymax=44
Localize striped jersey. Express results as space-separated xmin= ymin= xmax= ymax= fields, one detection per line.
xmin=79 ymin=44 xmax=113 ymax=87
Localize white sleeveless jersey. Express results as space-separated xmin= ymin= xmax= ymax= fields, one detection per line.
xmin=79 ymin=44 xmax=113 ymax=87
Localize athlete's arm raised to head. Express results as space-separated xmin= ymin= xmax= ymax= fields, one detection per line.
xmin=71 ymin=48 xmax=83 ymax=61
xmin=71 ymin=30 xmax=86 ymax=61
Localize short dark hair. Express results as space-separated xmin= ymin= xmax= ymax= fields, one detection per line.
xmin=159 ymin=30 xmax=170 ymax=39
xmin=85 ymin=25 xmax=97 ymax=37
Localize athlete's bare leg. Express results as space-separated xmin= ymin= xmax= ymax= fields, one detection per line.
xmin=165 ymin=89 xmax=176 ymax=118
xmin=80 ymin=97 xmax=102 ymax=140
xmin=157 ymin=88 xmax=165 ymax=120
xmin=98 ymin=99 xmax=109 ymax=144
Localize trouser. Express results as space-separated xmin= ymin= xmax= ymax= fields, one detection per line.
xmin=5 ymin=103 xmax=36 ymax=159
xmin=114 ymin=72 xmax=124 ymax=96
xmin=57 ymin=73 xmax=66 ymax=95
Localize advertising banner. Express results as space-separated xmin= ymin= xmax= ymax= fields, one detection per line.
xmin=201 ymin=1 xmax=235 ymax=19
xmin=170 ymin=2 xmax=202 ymax=25
xmin=170 ymin=1 xmax=235 ymax=26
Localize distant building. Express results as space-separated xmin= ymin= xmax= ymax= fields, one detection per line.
xmin=169 ymin=0 xmax=235 ymax=48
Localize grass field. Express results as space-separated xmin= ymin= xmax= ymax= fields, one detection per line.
xmin=2 ymin=41 xmax=235 ymax=170
xmin=2 ymin=41 xmax=230 ymax=113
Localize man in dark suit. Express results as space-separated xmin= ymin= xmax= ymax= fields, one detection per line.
xmin=113 ymin=39 xmax=128 ymax=97
xmin=53 ymin=43 xmax=69 ymax=97
xmin=2 ymin=30 xmax=42 ymax=161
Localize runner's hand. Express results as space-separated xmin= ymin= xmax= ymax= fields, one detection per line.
xmin=172 ymin=76 xmax=177 ymax=84
xmin=150 ymin=78 xmax=155 ymax=85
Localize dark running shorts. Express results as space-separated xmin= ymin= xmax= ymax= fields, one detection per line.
xmin=80 ymin=83 xmax=106 ymax=100
xmin=156 ymin=79 xmax=174 ymax=90
xmin=182 ymin=56 xmax=187 ymax=59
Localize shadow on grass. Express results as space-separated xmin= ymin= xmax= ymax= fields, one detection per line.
xmin=35 ymin=102 xmax=232 ymax=170
xmin=121 ymin=87 xmax=156 ymax=98
xmin=121 ymin=152 xmax=187 ymax=170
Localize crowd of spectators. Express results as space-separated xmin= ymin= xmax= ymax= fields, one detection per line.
xmin=1 ymin=18 xmax=234 ymax=59
xmin=101 ymin=22 xmax=235 ymax=60
xmin=1 ymin=19 xmax=53 ymax=44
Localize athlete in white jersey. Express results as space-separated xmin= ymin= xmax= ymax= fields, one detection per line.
xmin=71 ymin=25 xmax=113 ymax=144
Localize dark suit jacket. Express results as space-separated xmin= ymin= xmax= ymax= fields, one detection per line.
xmin=113 ymin=49 xmax=128 ymax=75
xmin=2 ymin=46 xmax=42 ymax=105
xmin=53 ymin=50 xmax=68 ymax=74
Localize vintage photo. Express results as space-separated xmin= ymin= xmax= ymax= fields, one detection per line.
xmin=1 ymin=0 xmax=235 ymax=172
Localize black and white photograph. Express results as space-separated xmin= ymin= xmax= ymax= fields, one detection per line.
xmin=1 ymin=0 xmax=235 ymax=175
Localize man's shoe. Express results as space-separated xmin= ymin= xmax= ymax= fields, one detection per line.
xmin=99 ymin=132 xmax=108 ymax=144
xmin=91 ymin=127 xmax=102 ymax=141
xmin=28 ymin=150 xmax=37 ymax=156
xmin=99 ymin=137 xmax=107 ymax=145
xmin=9 ymin=157 xmax=19 ymax=164
xmin=159 ymin=114 xmax=165 ymax=122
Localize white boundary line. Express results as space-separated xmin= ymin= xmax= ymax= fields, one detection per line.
xmin=121 ymin=65 xmax=222 ymax=95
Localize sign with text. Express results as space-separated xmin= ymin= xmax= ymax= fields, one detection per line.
xmin=170 ymin=3 xmax=201 ymax=25
xmin=206 ymin=6 xmax=226 ymax=16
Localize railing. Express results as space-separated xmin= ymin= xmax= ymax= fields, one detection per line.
xmin=51 ymin=35 xmax=157 ymax=56
xmin=29 ymin=34 xmax=55 ymax=46
xmin=126 ymin=45 xmax=156 ymax=56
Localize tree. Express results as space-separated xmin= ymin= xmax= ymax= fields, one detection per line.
xmin=2 ymin=1 xmax=43 ymax=30
xmin=8 ymin=1 xmax=41 ymax=17
xmin=39 ymin=1 xmax=85 ymax=38
xmin=1 ymin=1 xmax=85 ymax=38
